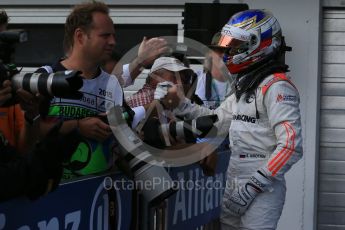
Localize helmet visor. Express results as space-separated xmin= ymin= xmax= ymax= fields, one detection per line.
xmin=217 ymin=34 xmax=246 ymax=49
xmin=217 ymin=34 xmax=251 ymax=57
xmin=217 ymin=25 xmax=252 ymax=47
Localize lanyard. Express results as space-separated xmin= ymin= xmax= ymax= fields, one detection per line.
xmin=211 ymin=78 xmax=229 ymax=105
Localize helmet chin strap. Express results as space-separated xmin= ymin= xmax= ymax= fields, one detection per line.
xmin=234 ymin=60 xmax=289 ymax=101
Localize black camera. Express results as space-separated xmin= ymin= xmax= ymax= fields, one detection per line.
xmin=0 ymin=29 xmax=83 ymax=107
xmin=0 ymin=29 xmax=28 ymax=43
xmin=0 ymin=29 xmax=28 ymax=64
xmin=0 ymin=64 xmax=84 ymax=107
xmin=142 ymin=115 xmax=218 ymax=148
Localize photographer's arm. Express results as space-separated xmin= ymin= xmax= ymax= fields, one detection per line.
xmin=0 ymin=80 xmax=12 ymax=106
xmin=40 ymin=117 xmax=112 ymax=142
xmin=0 ymin=82 xmax=41 ymax=153
xmin=16 ymin=89 xmax=41 ymax=154
xmin=18 ymin=113 xmax=40 ymax=154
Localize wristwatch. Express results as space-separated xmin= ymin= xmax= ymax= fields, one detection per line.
xmin=24 ymin=112 xmax=41 ymax=125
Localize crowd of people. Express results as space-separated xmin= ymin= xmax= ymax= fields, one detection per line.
xmin=0 ymin=2 xmax=303 ymax=230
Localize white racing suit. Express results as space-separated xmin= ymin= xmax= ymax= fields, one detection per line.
xmin=174 ymin=73 xmax=303 ymax=230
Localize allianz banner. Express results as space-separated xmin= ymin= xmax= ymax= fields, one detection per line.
xmin=167 ymin=150 xmax=230 ymax=230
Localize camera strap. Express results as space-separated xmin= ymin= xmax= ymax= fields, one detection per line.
xmin=156 ymin=103 xmax=171 ymax=146
xmin=39 ymin=65 xmax=54 ymax=74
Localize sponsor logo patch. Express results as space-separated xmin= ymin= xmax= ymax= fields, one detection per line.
xmin=233 ymin=114 xmax=256 ymax=123
xmin=239 ymin=153 xmax=266 ymax=159
xmin=245 ymin=93 xmax=255 ymax=104
xmin=276 ymin=94 xmax=297 ymax=103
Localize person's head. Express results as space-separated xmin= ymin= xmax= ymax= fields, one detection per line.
xmin=208 ymin=31 xmax=227 ymax=56
xmin=148 ymin=57 xmax=194 ymax=93
xmin=204 ymin=32 xmax=230 ymax=76
xmin=0 ymin=9 xmax=9 ymax=32
xmin=63 ymin=1 xmax=115 ymax=62
xmin=214 ymin=9 xmax=284 ymax=74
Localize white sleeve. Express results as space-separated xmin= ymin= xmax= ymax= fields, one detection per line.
xmin=263 ymin=81 xmax=303 ymax=180
xmin=131 ymin=106 xmax=146 ymax=128
xmin=173 ymin=94 xmax=234 ymax=137
xmin=195 ymin=71 xmax=206 ymax=100
xmin=120 ymin=64 xmax=134 ymax=87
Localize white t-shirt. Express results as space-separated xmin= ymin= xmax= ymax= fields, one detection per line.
xmin=195 ymin=71 xmax=232 ymax=109
xmin=48 ymin=70 xmax=123 ymax=118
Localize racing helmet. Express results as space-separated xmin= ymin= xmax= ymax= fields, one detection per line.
xmin=216 ymin=9 xmax=282 ymax=74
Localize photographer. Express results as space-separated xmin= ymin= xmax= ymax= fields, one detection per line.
xmin=0 ymin=9 xmax=7 ymax=32
xmin=196 ymin=32 xmax=232 ymax=109
xmin=0 ymin=9 xmax=77 ymax=202
xmin=0 ymin=9 xmax=41 ymax=153
xmin=129 ymin=56 xmax=219 ymax=175
xmin=126 ymin=56 xmax=195 ymax=108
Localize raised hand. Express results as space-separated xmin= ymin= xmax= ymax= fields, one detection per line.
xmin=137 ymin=36 xmax=169 ymax=67
xmin=154 ymin=81 xmax=185 ymax=110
